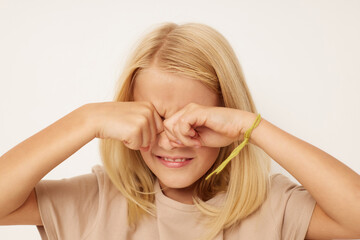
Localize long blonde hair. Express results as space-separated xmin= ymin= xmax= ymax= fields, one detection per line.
xmin=99 ymin=22 xmax=271 ymax=240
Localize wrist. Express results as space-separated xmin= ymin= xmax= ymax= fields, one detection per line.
xmin=239 ymin=111 xmax=260 ymax=144
xmin=75 ymin=103 xmax=101 ymax=139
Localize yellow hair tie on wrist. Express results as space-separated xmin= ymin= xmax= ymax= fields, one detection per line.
xmin=205 ymin=113 xmax=262 ymax=181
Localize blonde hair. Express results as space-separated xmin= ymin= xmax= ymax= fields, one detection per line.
xmin=99 ymin=22 xmax=271 ymax=240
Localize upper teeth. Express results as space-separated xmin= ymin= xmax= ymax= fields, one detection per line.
xmin=163 ymin=157 xmax=187 ymax=162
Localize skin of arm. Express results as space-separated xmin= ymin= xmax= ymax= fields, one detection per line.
xmin=0 ymin=100 xmax=161 ymax=219
xmin=143 ymin=101 xmax=360 ymax=237
xmin=0 ymin=104 xmax=96 ymax=218
xmin=242 ymin=111 xmax=360 ymax=235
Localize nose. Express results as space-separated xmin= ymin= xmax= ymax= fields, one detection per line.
xmin=157 ymin=131 xmax=176 ymax=151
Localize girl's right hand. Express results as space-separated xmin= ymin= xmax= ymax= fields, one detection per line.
xmin=86 ymin=102 xmax=164 ymax=151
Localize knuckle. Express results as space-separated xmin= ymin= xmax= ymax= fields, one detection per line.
xmin=179 ymin=117 xmax=186 ymax=123
xmin=143 ymin=106 xmax=153 ymax=116
xmin=188 ymin=102 xmax=198 ymax=109
xmin=142 ymin=101 xmax=153 ymax=110
xmin=164 ymin=131 xmax=174 ymax=140
xmin=163 ymin=120 xmax=171 ymax=130
xmin=123 ymin=139 xmax=136 ymax=149
xmin=179 ymin=126 xmax=187 ymax=135
xmin=136 ymin=115 xmax=148 ymax=126
xmin=144 ymin=101 xmax=152 ymax=107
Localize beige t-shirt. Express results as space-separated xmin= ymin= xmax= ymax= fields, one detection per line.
xmin=35 ymin=165 xmax=316 ymax=240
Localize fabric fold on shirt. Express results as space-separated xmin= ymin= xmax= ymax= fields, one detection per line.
xmin=35 ymin=164 xmax=316 ymax=240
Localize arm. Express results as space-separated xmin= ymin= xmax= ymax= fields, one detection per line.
xmin=156 ymin=103 xmax=360 ymax=237
xmin=243 ymin=112 xmax=360 ymax=237
xmin=0 ymin=104 xmax=96 ymax=218
xmin=0 ymin=101 xmax=162 ymax=221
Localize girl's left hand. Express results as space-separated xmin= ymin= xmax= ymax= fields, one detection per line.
xmin=163 ymin=103 xmax=254 ymax=148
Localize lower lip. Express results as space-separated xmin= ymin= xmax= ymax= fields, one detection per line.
xmin=157 ymin=156 xmax=193 ymax=168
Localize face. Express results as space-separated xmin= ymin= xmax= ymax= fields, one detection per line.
xmin=133 ymin=66 xmax=221 ymax=192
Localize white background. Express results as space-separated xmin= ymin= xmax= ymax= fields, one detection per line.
xmin=1 ymin=0 xmax=359 ymax=239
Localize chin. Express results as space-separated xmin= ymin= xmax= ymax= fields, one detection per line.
xmin=158 ymin=174 xmax=197 ymax=189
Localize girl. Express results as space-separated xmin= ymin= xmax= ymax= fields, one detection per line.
xmin=0 ymin=22 xmax=359 ymax=240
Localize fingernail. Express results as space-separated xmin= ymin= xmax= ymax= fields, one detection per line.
xmin=176 ymin=140 xmax=182 ymax=145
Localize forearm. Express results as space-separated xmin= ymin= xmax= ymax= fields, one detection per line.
xmin=0 ymin=104 xmax=96 ymax=218
xmin=244 ymin=112 xmax=360 ymax=232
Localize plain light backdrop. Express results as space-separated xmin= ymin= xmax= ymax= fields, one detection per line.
xmin=1 ymin=0 xmax=359 ymax=239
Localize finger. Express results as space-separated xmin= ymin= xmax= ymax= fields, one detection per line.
xmin=124 ymin=130 xmax=142 ymax=150
xmin=153 ymin=109 xmax=164 ymax=135
xmin=137 ymin=116 xmax=150 ymax=149
xmin=140 ymin=102 xmax=160 ymax=147
xmin=178 ymin=117 xmax=197 ymax=138
xmin=173 ymin=122 xmax=199 ymax=147
xmin=164 ymin=128 xmax=180 ymax=143
xmin=144 ymin=121 xmax=153 ymax=149
xmin=163 ymin=108 xmax=184 ymax=133
xmin=146 ymin=109 xmax=156 ymax=147
xmin=140 ymin=146 xmax=150 ymax=152
xmin=168 ymin=137 xmax=201 ymax=149
xmin=140 ymin=103 xmax=156 ymax=147
xmin=163 ymin=118 xmax=176 ymax=140
xmin=169 ymin=141 xmax=186 ymax=148
xmin=122 ymin=122 xmax=140 ymax=150
xmin=185 ymin=113 xmax=206 ymax=130
xmin=143 ymin=121 xmax=153 ymax=148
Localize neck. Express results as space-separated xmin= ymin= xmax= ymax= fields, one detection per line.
xmin=159 ymin=181 xmax=195 ymax=205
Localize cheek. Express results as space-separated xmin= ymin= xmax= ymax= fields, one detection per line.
xmin=197 ymin=147 xmax=220 ymax=164
xmin=139 ymin=150 xmax=152 ymax=166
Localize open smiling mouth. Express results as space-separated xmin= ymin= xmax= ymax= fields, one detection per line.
xmin=156 ymin=155 xmax=193 ymax=168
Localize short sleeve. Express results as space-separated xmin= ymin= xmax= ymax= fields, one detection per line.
xmin=270 ymin=174 xmax=316 ymax=240
xmin=35 ymin=167 xmax=101 ymax=240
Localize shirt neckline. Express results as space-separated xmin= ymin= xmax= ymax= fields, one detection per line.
xmin=154 ymin=178 xmax=225 ymax=212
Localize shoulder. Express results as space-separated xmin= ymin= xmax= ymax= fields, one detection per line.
xmin=91 ymin=164 xmax=107 ymax=186
xmin=35 ymin=164 xmax=122 ymax=206
xmin=224 ymin=173 xmax=315 ymax=239
xmin=269 ymin=173 xmax=309 ymax=198
xmin=270 ymin=173 xmax=298 ymax=188
xmin=267 ymin=173 xmax=315 ymax=210
xmin=35 ymin=164 xmax=128 ymax=239
xmin=268 ymin=173 xmax=316 ymax=239
xmin=90 ymin=164 xmax=124 ymax=199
